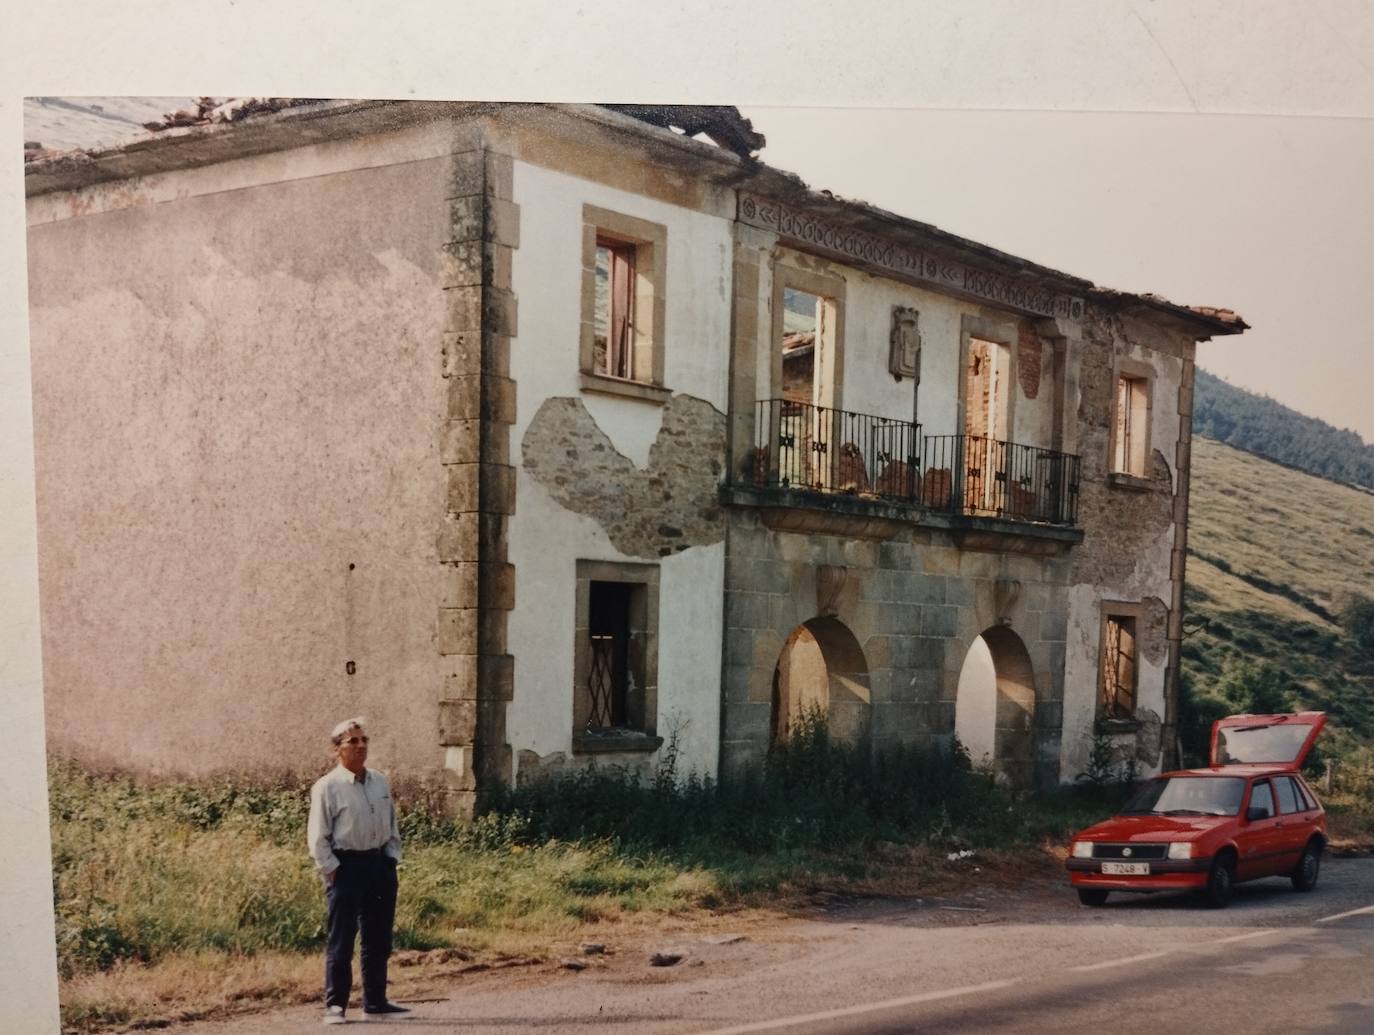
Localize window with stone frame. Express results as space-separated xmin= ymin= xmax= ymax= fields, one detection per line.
xmin=594 ymin=238 xmax=637 ymax=380
xmin=579 ymin=205 xmax=667 ymax=402
xmin=1111 ymin=363 xmax=1153 ymax=477
xmin=573 ymin=560 xmax=661 ymax=751
xmin=1100 ymin=611 xmax=1138 ymax=720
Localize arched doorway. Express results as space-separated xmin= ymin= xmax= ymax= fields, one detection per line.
xmin=954 ymin=625 xmax=1037 ymax=787
xmin=770 ymin=617 xmax=871 ymax=746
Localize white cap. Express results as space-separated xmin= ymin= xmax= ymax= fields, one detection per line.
xmin=331 ymin=716 xmax=367 ymax=739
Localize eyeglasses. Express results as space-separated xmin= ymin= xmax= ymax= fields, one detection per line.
xmin=341 ymin=736 xmax=369 ymax=746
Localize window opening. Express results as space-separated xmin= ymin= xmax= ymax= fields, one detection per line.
xmin=594 ymin=239 xmax=637 ymax=380
xmin=587 ymin=580 xmax=640 ymax=730
xmin=964 ymin=337 xmax=1011 ymax=513
xmin=1102 ymin=614 xmax=1137 ymax=719
xmin=1249 ymin=780 xmax=1274 ymax=818
xmin=779 ymin=287 xmax=842 ymax=490
xmin=1113 ymin=374 xmax=1150 ymax=475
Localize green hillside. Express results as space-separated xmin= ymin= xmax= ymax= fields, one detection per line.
xmin=1194 ymin=368 xmax=1374 ymax=490
xmin=1182 ymin=436 xmax=1374 ymax=762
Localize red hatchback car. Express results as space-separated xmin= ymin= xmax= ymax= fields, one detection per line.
xmin=1066 ymin=712 xmax=1328 ymax=908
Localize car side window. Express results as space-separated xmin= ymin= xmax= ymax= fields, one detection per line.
xmin=1249 ymin=780 xmax=1274 ymax=818
xmin=1273 ymin=776 xmax=1299 ymax=815
xmin=1293 ymin=777 xmax=1318 ymax=811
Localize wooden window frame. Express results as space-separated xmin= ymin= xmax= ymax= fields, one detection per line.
xmin=1109 ymin=359 xmax=1154 ymax=482
xmin=580 ymin=205 xmax=668 ymax=404
xmin=1098 ymin=603 xmax=1142 ymax=724
xmin=769 ymin=262 xmax=846 ymax=412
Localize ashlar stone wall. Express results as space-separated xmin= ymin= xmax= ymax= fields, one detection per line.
xmin=721 ymin=514 xmax=1072 ymax=788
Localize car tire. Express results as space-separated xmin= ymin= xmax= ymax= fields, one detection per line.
xmin=1077 ymin=888 xmax=1109 ymax=907
xmin=1204 ymin=855 xmax=1234 ymax=909
xmin=1290 ymin=842 xmax=1321 ymax=892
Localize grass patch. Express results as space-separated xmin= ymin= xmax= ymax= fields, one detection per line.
xmin=50 ymin=721 xmax=1141 ymax=1032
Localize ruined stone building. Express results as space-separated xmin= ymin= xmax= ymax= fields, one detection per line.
xmin=24 ymin=101 xmax=1245 ymax=807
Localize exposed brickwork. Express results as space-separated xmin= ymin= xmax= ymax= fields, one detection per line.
xmin=435 ymin=138 xmax=519 ymax=815
xmin=521 ymin=394 xmax=727 ymax=559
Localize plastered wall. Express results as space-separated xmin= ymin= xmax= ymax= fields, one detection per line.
xmin=505 ymin=159 xmax=733 ymax=780
xmin=27 ymin=130 xmax=452 ymax=779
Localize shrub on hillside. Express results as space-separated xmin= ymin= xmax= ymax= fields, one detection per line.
xmin=1340 ymin=594 xmax=1374 ymax=658
xmin=1216 ymin=661 xmax=1292 ymax=714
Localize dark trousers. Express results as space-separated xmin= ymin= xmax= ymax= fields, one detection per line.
xmin=324 ymin=849 xmax=398 ymax=1010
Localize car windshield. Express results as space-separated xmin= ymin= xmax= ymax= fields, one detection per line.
xmin=1214 ymin=723 xmax=1312 ymax=765
xmin=1120 ymin=776 xmax=1245 ymax=817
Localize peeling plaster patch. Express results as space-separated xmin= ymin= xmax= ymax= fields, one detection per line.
xmin=522 ymin=394 xmax=726 ymax=559
xmin=1140 ymin=596 xmax=1169 ymax=666
xmin=1152 ymin=448 xmax=1172 ymax=485
xmin=516 ymin=747 xmax=654 ymax=785
xmin=1134 ymin=708 xmax=1163 ymax=766
xmin=1017 ymin=325 xmax=1042 ymax=400
xmin=1071 ymin=449 xmax=1173 ymax=586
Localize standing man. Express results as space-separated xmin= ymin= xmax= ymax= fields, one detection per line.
xmin=308 ymin=717 xmax=409 ymax=1025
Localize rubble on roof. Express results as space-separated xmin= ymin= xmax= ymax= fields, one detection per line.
xmin=141 ymin=96 xmax=329 ymax=133
xmin=599 ymin=105 xmax=764 ymax=159
xmin=1091 ymin=290 xmax=1249 ymax=334
xmin=1184 ymin=305 xmax=1247 ymax=327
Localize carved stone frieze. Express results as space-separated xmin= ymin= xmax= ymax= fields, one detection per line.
xmin=738 ymin=192 xmax=1084 ymax=321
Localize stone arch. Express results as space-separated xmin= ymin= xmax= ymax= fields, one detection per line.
xmin=769 ymin=617 xmax=871 ymax=746
xmin=954 ymin=625 xmax=1037 ymax=787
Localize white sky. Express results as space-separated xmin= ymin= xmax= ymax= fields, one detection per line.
xmin=744 ymin=106 xmax=1374 ymax=440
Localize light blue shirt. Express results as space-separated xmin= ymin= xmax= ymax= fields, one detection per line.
xmin=307 ymin=764 xmax=402 ymax=876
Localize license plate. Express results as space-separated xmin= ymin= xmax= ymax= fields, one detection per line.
xmin=1101 ymin=861 xmax=1150 ymax=876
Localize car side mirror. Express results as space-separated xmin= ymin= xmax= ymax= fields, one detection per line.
xmin=1246 ymin=806 xmax=1272 ymax=822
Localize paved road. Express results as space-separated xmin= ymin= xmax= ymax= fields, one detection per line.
xmin=163 ymin=856 xmax=1374 ymax=1034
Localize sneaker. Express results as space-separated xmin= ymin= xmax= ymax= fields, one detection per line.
xmin=362 ymin=1002 xmax=411 ymax=1015
xmin=323 ymin=1004 xmax=347 ymax=1025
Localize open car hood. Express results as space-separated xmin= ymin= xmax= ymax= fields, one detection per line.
xmin=1209 ymin=711 xmax=1326 ymax=769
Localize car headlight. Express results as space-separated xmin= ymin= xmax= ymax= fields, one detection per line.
xmin=1071 ymin=841 xmax=1094 ymax=859
xmin=1167 ymin=842 xmax=1195 ymax=860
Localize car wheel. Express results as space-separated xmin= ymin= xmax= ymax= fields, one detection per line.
xmin=1291 ymin=842 xmax=1321 ymax=892
xmin=1204 ymin=855 xmax=1234 ymax=909
xmin=1077 ymin=888 xmax=1109 ymax=907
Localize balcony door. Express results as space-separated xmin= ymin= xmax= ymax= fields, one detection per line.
xmin=964 ymin=336 xmax=1011 ymax=514
xmin=780 ymin=286 xmax=839 ymax=491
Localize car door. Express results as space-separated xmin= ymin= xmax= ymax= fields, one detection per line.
xmin=1273 ymin=775 xmax=1313 ymax=868
xmin=1234 ymin=779 xmax=1284 ymax=880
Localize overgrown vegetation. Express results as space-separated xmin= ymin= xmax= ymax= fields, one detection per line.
xmin=492 ymin=715 xmax=1019 ymax=855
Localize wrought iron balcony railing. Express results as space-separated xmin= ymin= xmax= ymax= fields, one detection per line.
xmin=743 ymin=399 xmax=1080 ymax=527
